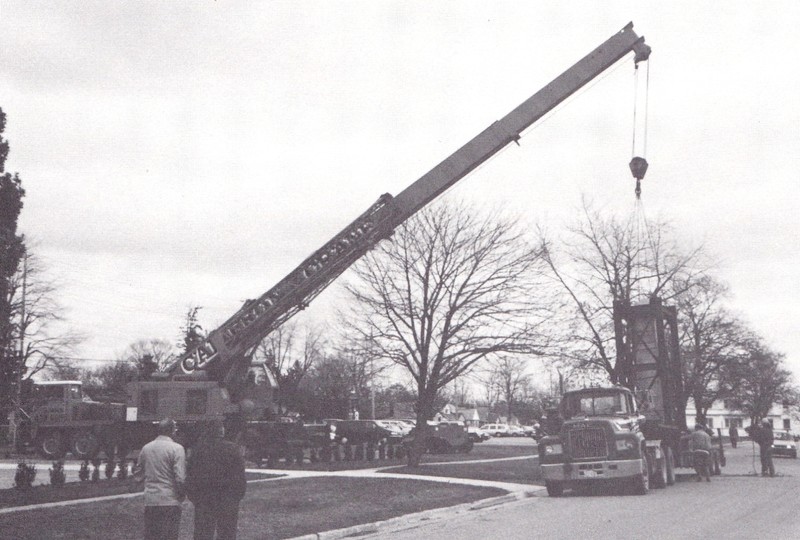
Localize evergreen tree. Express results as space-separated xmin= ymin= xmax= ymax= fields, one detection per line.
xmin=0 ymin=107 xmax=27 ymax=419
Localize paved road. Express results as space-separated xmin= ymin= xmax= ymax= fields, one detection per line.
xmin=376 ymin=441 xmax=800 ymax=540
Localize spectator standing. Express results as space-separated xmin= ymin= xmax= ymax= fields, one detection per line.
xmin=186 ymin=420 xmax=247 ymax=540
xmin=729 ymin=425 xmax=739 ymax=449
xmin=688 ymin=423 xmax=713 ymax=482
xmin=749 ymin=419 xmax=775 ymax=477
xmin=134 ymin=418 xmax=187 ymax=540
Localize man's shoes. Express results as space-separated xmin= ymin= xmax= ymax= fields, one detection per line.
xmin=762 ymin=472 xmax=768 ymax=477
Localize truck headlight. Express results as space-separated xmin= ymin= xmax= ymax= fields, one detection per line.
xmin=544 ymin=444 xmax=563 ymax=455
xmin=616 ymin=439 xmax=635 ymax=451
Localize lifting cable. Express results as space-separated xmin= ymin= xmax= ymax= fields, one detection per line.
xmin=629 ymin=56 xmax=652 ymax=301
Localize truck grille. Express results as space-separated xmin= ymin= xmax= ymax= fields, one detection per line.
xmin=568 ymin=428 xmax=608 ymax=459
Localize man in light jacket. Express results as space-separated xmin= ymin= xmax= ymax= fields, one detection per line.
xmin=134 ymin=418 xmax=187 ymax=540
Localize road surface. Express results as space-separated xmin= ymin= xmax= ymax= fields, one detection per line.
xmin=377 ymin=441 xmax=800 ymax=540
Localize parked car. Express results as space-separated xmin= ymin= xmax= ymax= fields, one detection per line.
xmin=467 ymin=426 xmax=490 ymax=443
xmin=772 ymin=430 xmax=798 ymax=458
xmin=507 ymin=425 xmax=525 ymax=437
xmin=482 ymin=423 xmax=510 ymax=437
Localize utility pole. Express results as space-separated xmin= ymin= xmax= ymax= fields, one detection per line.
xmin=10 ymin=250 xmax=27 ymax=451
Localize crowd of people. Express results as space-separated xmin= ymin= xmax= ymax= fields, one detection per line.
xmin=133 ymin=418 xmax=247 ymax=540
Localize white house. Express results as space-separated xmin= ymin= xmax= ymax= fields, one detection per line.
xmin=685 ymin=399 xmax=797 ymax=434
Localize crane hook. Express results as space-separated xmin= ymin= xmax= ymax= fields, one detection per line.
xmin=629 ymin=156 xmax=648 ymax=198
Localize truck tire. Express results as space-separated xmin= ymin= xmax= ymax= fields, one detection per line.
xmin=630 ymin=456 xmax=649 ymax=495
xmin=459 ymin=440 xmax=474 ymax=453
xmin=665 ymin=447 xmax=676 ymax=486
xmin=545 ymin=481 xmax=564 ymax=497
xmin=38 ymin=431 xmax=67 ymax=460
xmin=72 ymin=431 xmax=100 ymax=460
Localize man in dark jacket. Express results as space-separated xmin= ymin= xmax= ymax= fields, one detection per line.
xmin=748 ymin=419 xmax=775 ymax=477
xmin=186 ymin=420 xmax=247 ymax=540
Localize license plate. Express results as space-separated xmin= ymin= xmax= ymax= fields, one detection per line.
xmin=582 ymin=470 xmax=597 ymax=478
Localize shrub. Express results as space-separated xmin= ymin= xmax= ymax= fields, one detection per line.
xmin=116 ymin=460 xmax=129 ymax=480
xmin=91 ymin=458 xmax=101 ymax=482
xmin=14 ymin=462 xmax=37 ymax=489
xmin=49 ymin=460 xmax=66 ymax=487
xmin=79 ymin=460 xmax=91 ymax=482
xmin=104 ymin=459 xmax=115 ymax=480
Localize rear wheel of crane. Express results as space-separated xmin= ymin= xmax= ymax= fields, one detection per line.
xmin=665 ymin=447 xmax=676 ymax=486
xmin=545 ymin=481 xmax=564 ymax=497
xmin=38 ymin=431 xmax=67 ymax=460
xmin=631 ymin=456 xmax=649 ymax=495
xmin=72 ymin=431 xmax=100 ymax=460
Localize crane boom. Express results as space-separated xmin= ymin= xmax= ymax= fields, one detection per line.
xmin=173 ymin=22 xmax=651 ymax=386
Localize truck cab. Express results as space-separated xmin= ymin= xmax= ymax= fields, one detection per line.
xmin=538 ymin=386 xmax=668 ymax=496
xmin=17 ymin=380 xmax=125 ymax=459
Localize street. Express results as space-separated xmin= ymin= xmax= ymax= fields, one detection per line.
xmin=376 ymin=441 xmax=800 ymax=540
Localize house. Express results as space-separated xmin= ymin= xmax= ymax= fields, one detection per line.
xmin=685 ymin=399 xmax=798 ymax=434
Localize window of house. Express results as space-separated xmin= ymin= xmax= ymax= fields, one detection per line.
xmin=706 ymin=418 xmax=714 ymax=429
xmin=783 ymin=418 xmax=791 ymax=430
xmin=140 ymin=390 xmax=158 ymax=415
xmin=725 ymin=418 xmax=743 ymax=429
xmin=187 ymin=389 xmax=207 ymax=415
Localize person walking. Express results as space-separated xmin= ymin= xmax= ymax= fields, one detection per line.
xmin=689 ymin=423 xmax=713 ymax=482
xmin=749 ymin=419 xmax=775 ymax=477
xmin=729 ymin=425 xmax=739 ymax=449
xmin=186 ymin=419 xmax=247 ymax=540
xmin=134 ymin=418 xmax=187 ymax=540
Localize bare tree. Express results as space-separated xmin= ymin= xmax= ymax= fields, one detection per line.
xmin=543 ymin=199 xmax=706 ymax=383
xmin=252 ymin=322 xmax=325 ymax=414
xmin=117 ymin=338 xmax=176 ymax=373
xmin=345 ymin=201 xmax=551 ymax=465
xmin=674 ymin=275 xmax=750 ymax=424
xmin=9 ymin=250 xmax=84 ymax=380
xmin=727 ymin=338 xmax=796 ymax=423
xmin=482 ymin=355 xmax=531 ymax=421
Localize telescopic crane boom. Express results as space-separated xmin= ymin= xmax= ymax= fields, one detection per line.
xmin=166 ymin=23 xmax=651 ymax=406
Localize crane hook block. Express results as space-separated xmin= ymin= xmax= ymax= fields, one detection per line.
xmin=629 ymin=156 xmax=648 ymax=180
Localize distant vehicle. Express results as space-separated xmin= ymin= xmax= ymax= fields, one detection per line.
xmin=403 ymin=421 xmax=472 ymax=454
xmin=507 ymin=425 xmax=525 ymax=437
xmin=482 ymin=423 xmax=510 ymax=437
xmin=772 ymin=430 xmax=798 ymax=458
xmin=467 ymin=426 xmax=490 ymax=443
xmin=375 ymin=420 xmax=412 ymax=437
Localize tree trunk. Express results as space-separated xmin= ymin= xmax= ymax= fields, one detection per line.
xmin=407 ymin=390 xmax=436 ymax=467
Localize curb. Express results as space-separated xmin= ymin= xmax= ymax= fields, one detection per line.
xmin=289 ymin=489 xmax=541 ymax=540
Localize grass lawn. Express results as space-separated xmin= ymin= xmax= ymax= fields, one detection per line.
xmin=0 ymin=476 xmax=504 ymax=540
xmin=383 ymin=454 xmax=544 ymax=485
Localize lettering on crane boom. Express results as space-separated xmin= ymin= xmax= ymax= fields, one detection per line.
xmin=180 ymin=194 xmax=397 ymax=374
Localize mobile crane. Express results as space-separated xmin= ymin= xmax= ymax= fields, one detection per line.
xmin=19 ymin=23 xmax=651 ymax=460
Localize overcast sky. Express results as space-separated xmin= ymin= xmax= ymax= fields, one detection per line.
xmin=1 ymin=2 xmax=798 ymax=379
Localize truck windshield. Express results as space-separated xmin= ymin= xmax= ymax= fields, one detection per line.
xmin=566 ymin=393 xmax=630 ymax=417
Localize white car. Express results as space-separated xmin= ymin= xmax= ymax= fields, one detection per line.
xmin=482 ymin=423 xmax=510 ymax=437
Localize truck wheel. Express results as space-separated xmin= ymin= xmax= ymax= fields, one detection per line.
xmin=665 ymin=447 xmax=676 ymax=486
xmin=72 ymin=431 xmax=100 ymax=460
xmin=631 ymin=456 xmax=649 ymax=495
xmin=652 ymin=454 xmax=667 ymax=489
xmin=545 ymin=481 xmax=564 ymax=497
xmin=38 ymin=431 xmax=67 ymax=460
xmin=460 ymin=440 xmax=474 ymax=454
